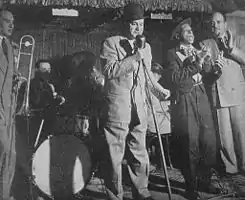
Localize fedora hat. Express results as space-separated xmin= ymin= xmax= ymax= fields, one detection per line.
xmin=171 ymin=18 xmax=192 ymax=40
xmin=123 ymin=3 xmax=145 ymax=21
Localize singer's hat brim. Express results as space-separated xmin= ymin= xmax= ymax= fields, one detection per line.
xmin=171 ymin=18 xmax=192 ymax=40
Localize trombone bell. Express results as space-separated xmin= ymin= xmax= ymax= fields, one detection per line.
xmin=15 ymin=35 xmax=35 ymax=116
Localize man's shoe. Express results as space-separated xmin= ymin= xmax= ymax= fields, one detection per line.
xmin=36 ymin=196 xmax=45 ymax=200
xmin=184 ymin=191 xmax=201 ymax=200
xmin=142 ymin=197 xmax=154 ymax=200
xmin=198 ymin=180 xmax=221 ymax=194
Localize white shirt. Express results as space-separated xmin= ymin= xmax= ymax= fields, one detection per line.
xmin=0 ymin=35 xmax=7 ymax=49
xmin=0 ymin=35 xmax=4 ymax=47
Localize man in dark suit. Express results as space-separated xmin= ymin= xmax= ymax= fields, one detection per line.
xmin=166 ymin=18 xmax=223 ymax=200
xmin=0 ymin=9 xmax=17 ymax=200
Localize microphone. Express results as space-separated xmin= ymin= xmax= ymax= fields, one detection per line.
xmin=135 ymin=35 xmax=146 ymax=50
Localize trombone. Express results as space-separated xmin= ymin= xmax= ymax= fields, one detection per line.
xmin=15 ymin=35 xmax=35 ymax=117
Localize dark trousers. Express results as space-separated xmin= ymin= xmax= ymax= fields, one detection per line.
xmin=172 ymin=86 xmax=217 ymax=192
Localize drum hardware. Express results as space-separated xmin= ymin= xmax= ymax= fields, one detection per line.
xmin=34 ymin=119 xmax=45 ymax=148
xmin=136 ymin=34 xmax=172 ymax=200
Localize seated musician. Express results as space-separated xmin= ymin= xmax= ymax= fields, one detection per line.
xmin=29 ymin=60 xmax=65 ymax=142
xmin=30 ymin=60 xmax=65 ymax=110
xmin=48 ymin=51 xmax=104 ymax=140
xmin=147 ymin=61 xmax=171 ymax=133
xmin=63 ymin=52 xmax=104 ymax=140
xmin=146 ymin=61 xmax=171 ymax=168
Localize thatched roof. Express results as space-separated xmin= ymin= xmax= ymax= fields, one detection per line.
xmin=207 ymin=0 xmax=238 ymax=13
xmin=6 ymin=0 xmax=212 ymax=12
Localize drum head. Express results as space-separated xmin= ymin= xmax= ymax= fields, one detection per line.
xmin=32 ymin=134 xmax=92 ymax=199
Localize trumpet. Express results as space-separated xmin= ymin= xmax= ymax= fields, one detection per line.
xmin=15 ymin=35 xmax=35 ymax=116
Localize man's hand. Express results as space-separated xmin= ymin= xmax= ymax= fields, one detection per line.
xmin=197 ymin=45 xmax=211 ymax=65
xmin=82 ymin=118 xmax=90 ymax=135
xmin=133 ymin=49 xmax=144 ymax=62
xmin=163 ymin=89 xmax=171 ymax=100
xmin=55 ymin=95 xmax=66 ymax=105
xmin=226 ymin=29 xmax=234 ymax=51
xmin=215 ymin=51 xmax=225 ymax=70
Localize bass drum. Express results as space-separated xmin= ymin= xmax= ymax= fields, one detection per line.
xmin=31 ymin=134 xmax=92 ymax=199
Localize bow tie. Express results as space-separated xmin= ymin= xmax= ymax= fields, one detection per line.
xmin=180 ymin=46 xmax=195 ymax=57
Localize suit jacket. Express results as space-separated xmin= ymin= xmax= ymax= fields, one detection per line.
xmin=200 ymin=38 xmax=245 ymax=107
xmin=0 ymin=37 xmax=16 ymax=164
xmin=0 ymin=38 xmax=15 ymax=124
xmin=166 ymin=46 xmax=218 ymax=103
xmin=100 ymin=35 xmax=166 ymax=124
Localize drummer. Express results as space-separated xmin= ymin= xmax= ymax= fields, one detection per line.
xmin=33 ymin=52 xmax=103 ymax=137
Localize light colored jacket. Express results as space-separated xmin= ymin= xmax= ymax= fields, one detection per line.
xmin=0 ymin=38 xmax=15 ymax=124
xmin=200 ymin=37 xmax=245 ymax=107
xmin=100 ymin=35 xmax=166 ymax=124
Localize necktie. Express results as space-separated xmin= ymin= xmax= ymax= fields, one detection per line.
xmin=1 ymin=37 xmax=8 ymax=61
xmin=217 ymin=37 xmax=226 ymax=51
xmin=133 ymin=42 xmax=140 ymax=83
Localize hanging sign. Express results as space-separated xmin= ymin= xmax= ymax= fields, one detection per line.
xmin=151 ymin=13 xmax=172 ymax=20
xmin=52 ymin=8 xmax=79 ymax=17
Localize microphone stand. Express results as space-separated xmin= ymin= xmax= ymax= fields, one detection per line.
xmin=141 ymin=59 xmax=172 ymax=200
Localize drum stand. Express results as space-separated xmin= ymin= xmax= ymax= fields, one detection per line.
xmin=28 ymin=118 xmax=45 ymax=200
xmin=142 ymin=62 xmax=172 ymax=200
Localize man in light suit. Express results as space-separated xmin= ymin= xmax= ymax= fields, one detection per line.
xmin=200 ymin=12 xmax=245 ymax=175
xmin=100 ymin=3 xmax=169 ymax=200
xmin=0 ymin=9 xmax=17 ymax=200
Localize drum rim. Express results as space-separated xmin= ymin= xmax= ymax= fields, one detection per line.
xmin=31 ymin=134 xmax=92 ymax=199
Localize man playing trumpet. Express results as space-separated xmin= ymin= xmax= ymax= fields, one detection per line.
xmin=166 ymin=18 xmax=224 ymax=200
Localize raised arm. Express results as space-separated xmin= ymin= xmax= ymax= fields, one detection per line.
xmin=142 ymin=44 xmax=170 ymax=100
xmin=100 ymin=37 xmax=140 ymax=79
xmin=230 ymin=47 xmax=245 ymax=66
xmin=166 ymin=50 xmax=202 ymax=86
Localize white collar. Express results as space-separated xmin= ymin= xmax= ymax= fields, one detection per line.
xmin=179 ymin=42 xmax=194 ymax=50
xmin=0 ymin=35 xmax=7 ymax=44
xmin=128 ymin=39 xmax=135 ymax=49
xmin=217 ymin=32 xmax=228 ymax=43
